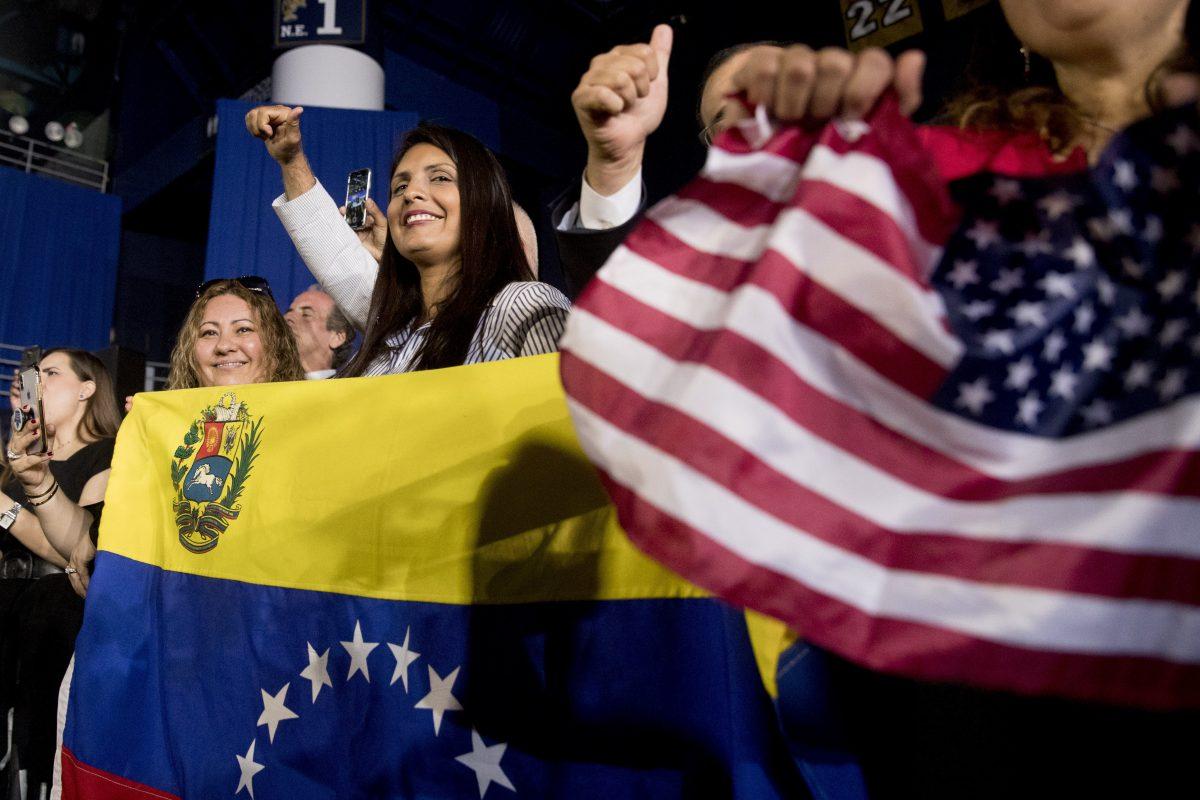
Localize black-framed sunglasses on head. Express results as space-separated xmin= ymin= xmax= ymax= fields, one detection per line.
xmin=195 ymin=275 xmax=274 ymax=301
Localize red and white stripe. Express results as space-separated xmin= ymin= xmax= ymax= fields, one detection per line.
xmin=559 ymin=100 xmax=1200 ymax=709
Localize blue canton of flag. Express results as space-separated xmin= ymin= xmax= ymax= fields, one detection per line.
xmin=931 ymin=106 xmax=1200 ymax=436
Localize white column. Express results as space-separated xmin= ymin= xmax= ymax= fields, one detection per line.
xmin=272 ymin=45 xmax=384 ymax=111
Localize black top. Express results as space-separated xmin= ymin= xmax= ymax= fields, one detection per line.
xmin=1 ymin=438 xmax=115 ymax=556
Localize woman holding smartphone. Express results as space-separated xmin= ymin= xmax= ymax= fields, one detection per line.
xmin=245 ymin=109 xmax=570 ymax=375
xmin=0 ymin=349 xmax=119 ymax=798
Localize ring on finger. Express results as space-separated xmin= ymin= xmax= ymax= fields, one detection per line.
xmin=5 ymin=448 xmax=20 ymax=461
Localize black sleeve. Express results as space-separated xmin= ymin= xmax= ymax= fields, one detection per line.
xmin=549 ymin=178 xmax=647 ymax=300
xmin=82 ymin=501 xmax=103 ymax=548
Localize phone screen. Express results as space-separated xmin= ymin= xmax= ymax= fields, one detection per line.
xmin=345 ymin=168 xmax=371 ymax=230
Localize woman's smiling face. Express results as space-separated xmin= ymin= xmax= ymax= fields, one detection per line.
xmin=386 ymin=143 xmax=462 ymax=268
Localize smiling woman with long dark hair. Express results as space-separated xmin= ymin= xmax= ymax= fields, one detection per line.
xmin=247 ymin=110 xmax=570 ymax=376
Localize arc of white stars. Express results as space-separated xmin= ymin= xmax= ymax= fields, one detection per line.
xmin=341 ymin=620 xmax=380 ymax=682
xmin=415 ymin=665 xmax=463 ymax=736
xmin=300 ymin=643 xmax=332 ymax=703
xmin=456 ymin=729 xmax=516 ymax=798
xmin=257 ymin=683 xmax=299 ymax=744
xmin=388 ymin=627 xmax=421 ymax=692
xmin=235 ymin=739 xmax=265 ymax=799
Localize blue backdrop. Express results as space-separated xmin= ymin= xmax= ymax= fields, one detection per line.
xmin=0 ymin=166 xmax=121 ymax=350
xmin=204 ymin=99 xmax=418 ymax=308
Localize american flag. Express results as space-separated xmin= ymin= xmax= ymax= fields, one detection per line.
xmin=558 ymin=97 xmax=1200 ymax=709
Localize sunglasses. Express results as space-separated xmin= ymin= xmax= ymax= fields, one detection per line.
xmin=195 ymin=275 xmax=274 ymax=301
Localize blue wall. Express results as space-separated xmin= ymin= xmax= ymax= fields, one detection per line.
xmin=203 ymin=99 xmax=418 ymax=307
xmin=0 ymin=166 xmax=121 ymax=350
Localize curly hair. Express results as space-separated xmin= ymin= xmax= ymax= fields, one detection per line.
xmin=943 ymin=2 xmax=1199 ymax=153
xmin=167 ymin=280 xmax=305 ymax=389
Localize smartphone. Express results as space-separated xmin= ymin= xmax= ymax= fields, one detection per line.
xmin=17 ymin=367 xmax=47 ymax=455
xmin=344 ymin=168 xmax=372 ymax=230
xmin=19 ymin=345 xmax=41 ymax=371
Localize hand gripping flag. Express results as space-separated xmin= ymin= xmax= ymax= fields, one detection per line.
xmin=559 ymin=97 xmax=1200 ymax=710
xmin=61 ymin=355 xmax=807 ymax=799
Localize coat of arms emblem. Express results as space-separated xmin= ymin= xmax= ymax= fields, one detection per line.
xmin=170 ymin=392 xmax=263 ymax=553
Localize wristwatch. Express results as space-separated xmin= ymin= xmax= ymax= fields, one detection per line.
xmin=0 ymin=501 xmax=20 ymax=531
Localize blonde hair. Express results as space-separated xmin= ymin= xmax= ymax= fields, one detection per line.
xmin=167 ymin=280 xmax=304 ymax=389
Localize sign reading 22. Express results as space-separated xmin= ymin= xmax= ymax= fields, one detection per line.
xmin=841 ymin=0 xmax=924 ymax=50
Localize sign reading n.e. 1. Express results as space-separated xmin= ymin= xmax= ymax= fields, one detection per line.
xmin=276 ymin=0 xmax=365 ymax=48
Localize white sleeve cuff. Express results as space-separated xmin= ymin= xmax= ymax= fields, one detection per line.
xmin=577 ymin=168 xmax=643 ymax=230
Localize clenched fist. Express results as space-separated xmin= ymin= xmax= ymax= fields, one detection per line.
xmin=245 ymin=104 xmax=306 ymax=166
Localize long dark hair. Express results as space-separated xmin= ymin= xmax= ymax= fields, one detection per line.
xmin=343 ymin=123 xmax=533 ymax=376
xmin=1 ymin=348 xmax=120 ymax=486
xmin=943 ymin=2 xmax=1200 ymax=153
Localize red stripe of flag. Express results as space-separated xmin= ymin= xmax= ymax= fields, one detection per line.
xmin=616 ymin=227 xmax=948 ymax=397
xmin=563 ymin=352 xmax=1200 ymax=604
xmin=60 ymin=748 xmax=180 ymax=800
xmin=575 ymin=279 xmax=1200 ymax=501
xmin=598 ymin=479 xmax=1200 ymax=710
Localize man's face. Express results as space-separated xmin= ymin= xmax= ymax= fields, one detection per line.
xmin=284 ymin=288 xmax=343 ymax=372
xmin=698 ymin=49 xmax=756 ymax=145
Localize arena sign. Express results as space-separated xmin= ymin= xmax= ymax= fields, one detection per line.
xmin=275 ymin=0 xmax=365 ymax=48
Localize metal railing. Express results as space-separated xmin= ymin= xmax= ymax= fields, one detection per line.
xmin=145 ymin=361 xmax=170 ymax=391
xmin=0 ymin=130 xmax=109 ymax=192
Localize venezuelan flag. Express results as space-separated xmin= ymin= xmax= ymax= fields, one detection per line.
xmin=62 ymin=354 xmax=805 ymax=799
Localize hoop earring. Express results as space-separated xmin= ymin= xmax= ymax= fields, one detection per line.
xmin=1020 ymin=45 xmax=1031 ymax=80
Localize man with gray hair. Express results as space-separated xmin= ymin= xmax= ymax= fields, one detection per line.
xmin=284 ymin=285 xmax=356 ymax=379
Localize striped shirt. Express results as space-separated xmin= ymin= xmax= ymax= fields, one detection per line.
xmin=273 ymin=181 xmax=571 ymax=375
xmin=361 ymin=281 xmax=570 ymax=375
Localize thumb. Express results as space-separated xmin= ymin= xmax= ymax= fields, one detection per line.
xmin=650 ymin=23 xmax=673 ymax=72
xmin=287 ymin=106 xmax=305 ymax=125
